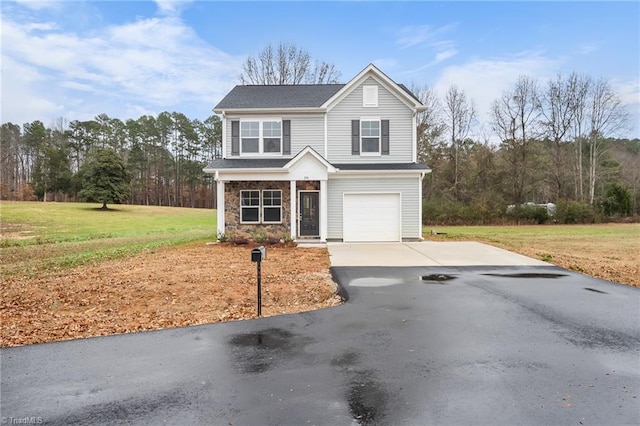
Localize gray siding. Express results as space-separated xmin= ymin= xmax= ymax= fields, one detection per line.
xmin=224 ymin=114 xmax=324 ymax=158
xmin=327 ymin=175 xmax=421 ymax=240
xmin=288 ymin=115 xmax=324 ymax=155
xmin=327 ymin=77 xmax=414 ymax=163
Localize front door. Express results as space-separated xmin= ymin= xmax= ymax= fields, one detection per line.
xmin=299 ymin=191 xmax=320 ymax=237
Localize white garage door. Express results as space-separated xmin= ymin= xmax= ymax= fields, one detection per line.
xmin=343 ymin=193 xmax=401 ymax=242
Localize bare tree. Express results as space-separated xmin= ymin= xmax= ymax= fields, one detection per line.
xmin=443 ymin=85 xmax=476 ymax=199
xmin=586 ymin=79 xmax=629 ymax=204
xmin=240 ymin=42 xmax=341 ymax=85
xmin=539 ymin=73 xmax=578 ymax=200
xmin=491 ymin=76 xmax=542 ymax=204
xmin=568 ymin=73 xmax=591 ymax=202
xmin=411 ymin=84 xmax=444 ymax=165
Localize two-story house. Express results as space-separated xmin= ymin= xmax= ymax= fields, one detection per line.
xmin=204 ymin=64 xmax=430 ymax=242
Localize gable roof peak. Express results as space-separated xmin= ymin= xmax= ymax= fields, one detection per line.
xmin=321 ymin=63 xmax=425 ymax=111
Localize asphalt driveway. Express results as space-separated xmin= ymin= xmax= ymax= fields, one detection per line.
xmin=2 ymin=244 xmax=639 ymax=425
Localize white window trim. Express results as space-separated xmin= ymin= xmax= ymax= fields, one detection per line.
xmin=360 ymin=118 xmax=381 ymax=156
xmin=363 ymin=85 xmax=378 ymax=108
xmin=239 ymin=119 xmax=282 ymax=156
xmin=239 ymin=190 xmax=260 ymax=224
xmin=262 ymin=189 xmax=283 ymax=224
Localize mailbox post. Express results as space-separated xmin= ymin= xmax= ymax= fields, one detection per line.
xmin=251 ymin=246 xmax=266 ymax=316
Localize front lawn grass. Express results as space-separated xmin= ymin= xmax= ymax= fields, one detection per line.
xmin=423 ymin=223 xmax=640 ymax=286
xmin=1 ymin=201 xmax=216 ymax=276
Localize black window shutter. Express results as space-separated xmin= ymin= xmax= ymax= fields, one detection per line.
xmin=231 ymin=121 xmax=240 ymax=156
xmin=282 ymin=120 xmax=291 ymax=155
xmin=351 ymin=120 xmax=360 ymax=155
xmin=381 ymin=119 xmax=390 ymax=155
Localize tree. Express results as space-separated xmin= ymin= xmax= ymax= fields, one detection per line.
xmin=539 ymin=73 xmax=578 ymax=200
xmin=239 ymin=42 xmax=341 ymax=85
xmin=443 ymin=85 xmax=476 ymax=200
xmin=568 ymin=73 xmax=592 ymax=202
xmin=78 ymin=148 xmax=133 ymax=210
xmin=410 ymin=84 xmax=446 ymax=200
xmin=602 ymin=182 xmax=632 ymax=216
xmin=586 ymin=79 xmax=629 ymax=205
xmin=491 ymin=76 xmax=542 ymax=204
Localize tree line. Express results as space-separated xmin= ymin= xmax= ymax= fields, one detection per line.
xmin=414 ymin=73 xmax=638 ymax=224
xmin=1 ymin=112 xmax=221 ymax=208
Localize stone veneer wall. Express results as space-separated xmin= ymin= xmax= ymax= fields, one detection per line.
xmin=224 ymin=181 xmax=290 ymax=237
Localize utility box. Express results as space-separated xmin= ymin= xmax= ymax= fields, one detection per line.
xmin=251 ymin=246 xmax=266 ymax=262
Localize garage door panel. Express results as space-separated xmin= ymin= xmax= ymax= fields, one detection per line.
xmin=343 ymin=193 xmax=400 ymax=242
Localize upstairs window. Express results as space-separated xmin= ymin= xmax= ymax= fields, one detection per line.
xmin=240 ymin=120 xmax=282 ymax=155
xmin=262 ymin=121 xmax=282 ymax=153
xmin=240 ymin=122 xmax=260 ymax=153
xmin=363 ymin=85 xmax=378 ymax=107
xmin=361 ymin=119 xmax=380 ymax=154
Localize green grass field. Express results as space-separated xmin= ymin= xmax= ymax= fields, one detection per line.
xmin=1 ymin=201 xmax=216 ymax=276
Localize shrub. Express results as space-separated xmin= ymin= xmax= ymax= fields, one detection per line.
xmin=555 ymin=200 xmax=598 ymax=224
xmin=249 ymin=228 xmax=268 ymax=244
xmin=423 ymin=197 xmax=504 ymax=226
xmin=601 ymin=183 xmax=632 ymax=217
xmin=506 ymin=204 xmax=549 ymax=225
xmin=216 ymin=231 xmax=229 ymax=243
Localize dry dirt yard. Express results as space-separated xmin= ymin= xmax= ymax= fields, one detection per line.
xmin=1 ymin=243 xmax=342 ymax=347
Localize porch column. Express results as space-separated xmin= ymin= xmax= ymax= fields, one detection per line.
xmin=217 ymin=180 xmax=225 ymax=236
xmin=320 ymin=179 xmax=328 ymax=242
xmin=290 ymin=180 xmax=297 ymax=240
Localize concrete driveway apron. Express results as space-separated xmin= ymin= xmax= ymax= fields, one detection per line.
xmin=2 ymin=243 xmax=639 ymax=425
xmin=327 ymin=241 xmax=550 ymax=267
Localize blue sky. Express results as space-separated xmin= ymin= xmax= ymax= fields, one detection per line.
xmin=2 ymin=0 xmax=639 ymax=138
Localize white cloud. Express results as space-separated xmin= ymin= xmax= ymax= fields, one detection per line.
xmin=155 ymin=0 xmax=193 ymax=16
xmin=611 ymin=78 xmax=640 ymax=137
xmin=403 ymin=48 xmax=459 ymax=75
xmin=428 ymin=53 xmax=640 ymax=140
xmin=396 ymin=23 xmax=457 ymax=49
xmin=434 ymin=49 xmax=457 ymax=64
xmin=1 ymin=5 xmax=243 ymax=125
xmin=432 ymin=52 xmax=560 ymax=138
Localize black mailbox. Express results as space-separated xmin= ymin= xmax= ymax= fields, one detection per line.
xmin=251 ymin=246 xmax=266 ymax=262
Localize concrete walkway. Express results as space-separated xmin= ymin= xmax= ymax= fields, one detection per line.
xmin=327 ymin=241 xmax=549 ymax=267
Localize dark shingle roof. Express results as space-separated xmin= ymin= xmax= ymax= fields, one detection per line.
xmin=204 ymin=158 xmax=290 ymax=169
xmin=215 ymin=84 xmax=345 ymax=110
xmin=397 ymin=84 xmax=423 ymax=105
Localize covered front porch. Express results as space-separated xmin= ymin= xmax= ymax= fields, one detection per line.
xmin=217 ymin=179 xmax=328 ymax=241
xmin=207 ymin=147 xmax=335 ymax=242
